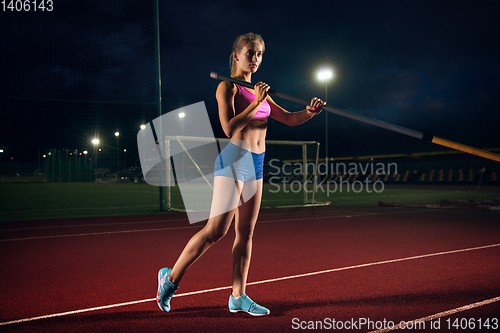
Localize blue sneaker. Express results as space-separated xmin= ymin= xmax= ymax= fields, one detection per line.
xmin=228 ymin=293 xmax=270 ymax=316
xmin=156 ymin=268 xmax=179 ymax=312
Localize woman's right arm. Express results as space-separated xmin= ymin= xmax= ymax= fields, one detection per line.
xmin=216 ymin=81 xmax=269 ymax=138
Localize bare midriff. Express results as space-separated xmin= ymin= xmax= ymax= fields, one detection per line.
xmin=230 ymin=120 xmax=267 ymax=154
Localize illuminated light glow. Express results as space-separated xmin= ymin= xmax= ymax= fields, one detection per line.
xmin=0 ymin=149 xmax=3 ymax=153
xmin=92 ymin=138 xmax=99 ymax=145
xmin=43 ymin=155 xmax=46 ymax=158
xmin=115 ymin=132 xmax=120 ymax=137
xmin=317 ymin=69 xmax=333 ymax=81
xmin=83 ymin=151 xmax=88 ymax=155
xmin=140 ymin=124 xmax=146 ymax=130
xmin=179 ymin=112 xmax=185 ymax=118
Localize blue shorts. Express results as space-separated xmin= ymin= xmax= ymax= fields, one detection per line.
xmin=214 ymin=142 xmax=265 ymax=182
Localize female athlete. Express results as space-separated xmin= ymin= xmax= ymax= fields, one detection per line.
xmin=157 ymin=32 xmax=325 ymax=316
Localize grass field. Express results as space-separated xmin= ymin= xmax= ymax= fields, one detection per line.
xmin=0 ymin=182 xmax=499 ymax=223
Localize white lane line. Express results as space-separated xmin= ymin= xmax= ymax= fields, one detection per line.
xmin=1 ymin=243 xmax=498 ymax=327
xmin=0 ymin=218 xmax=186 ymax=232
xmin=2 ymin=205 xmax=158 ymax=214
xmin=246 ymin=243 xmax=500 ymax=286
xmin=0 ymin=299 xmax=154 ymax=327
xmin=0 ymin=226 xmax=204 ymax=242
xmin=0 ymin=211 xmax=313 ymax=232
xmin=368 ymin=296 xmax=500 ymax=333
xmin=0 ymin=209 xmax=423 ymax=242
xmin=0 ymin=206 xmax=408 ymax=232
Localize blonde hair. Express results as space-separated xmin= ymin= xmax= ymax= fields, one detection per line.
xmin=229 ymin=33 xmax=265 ymax=77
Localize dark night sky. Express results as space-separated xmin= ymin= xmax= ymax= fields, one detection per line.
xmin=1 ymin=0 xmax=499 ymax=168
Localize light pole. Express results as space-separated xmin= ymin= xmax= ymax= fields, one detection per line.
xmin=92 ymin=138 xmax=99 ymax=172
xmin=115 ymin=132 xmax=120 ymax=174
xmin=123 ymin=149 xmax=127 ymax=170
xmin=140 ymin=125 xmax=146 ymax=183
xmin=179 ymin=112 xmax=185 ymax=180
xmin=83 ymin=150 xmax=89 ymax=181
xmin=0 ymin=149 xmax=3 ymax=178
xmin=317 ymin=68 xmax=333 ymax=163
xmin=179 ymin=111 xmax=185 ymax=136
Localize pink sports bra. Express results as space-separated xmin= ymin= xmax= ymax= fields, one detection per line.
xmin=234 ymin=84 xmax=271 ymax=122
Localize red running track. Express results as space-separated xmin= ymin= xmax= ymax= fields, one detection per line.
xmin=0 ymin=206 xmax=499 ymax=332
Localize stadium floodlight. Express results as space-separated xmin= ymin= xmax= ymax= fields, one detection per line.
xmin=317 ymin=69 xmax=333 ymax=81
xmin=179 ymin=112 xmax=185 ymax=118
xmin=0 ymin=149 xmax=3 ymax=153
xmin=83 ymin=151 xmax=88 ymax=155
xmin=140 ymin=124 xmax=146 ymax=130
xmin=115 ymin=132 xmax=120 ymax=137
xmin=92 ymin=138 xmax=99 ymax=145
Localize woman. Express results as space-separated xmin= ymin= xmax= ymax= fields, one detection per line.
xmin=157 ymin=32 xmax=324 ymax=316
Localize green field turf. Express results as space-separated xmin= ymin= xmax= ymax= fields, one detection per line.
xmin=0 ymin=182 xmax=499 ymax=223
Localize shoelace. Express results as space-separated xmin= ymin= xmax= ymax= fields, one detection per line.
xmin=248 ymin=301 xmax=257 ymax=313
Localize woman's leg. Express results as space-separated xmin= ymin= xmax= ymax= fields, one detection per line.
xmin=169 ymin=176 xmax=243 ymax=284
xmin=231 ymin=178 xmax=263 ymax=297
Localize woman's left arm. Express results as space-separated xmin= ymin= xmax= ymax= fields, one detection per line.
xmin=268 ymin=96 xmax=325 ymax=127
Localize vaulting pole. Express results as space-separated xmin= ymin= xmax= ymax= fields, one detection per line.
xmin=211 ymin=72 xmax=500 ymax=163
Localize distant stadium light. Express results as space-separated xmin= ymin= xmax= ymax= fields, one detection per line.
xmin=140 ymin=124 xmax=146 ymax=130
xmin=83 ymin=151 xmax=88 ymax=155
xmin=115 ymin=132 xmax=120 ymax=137
xmin=92 ymin=138 xmax=99 ymax=145
xmin=0 ymin=149 xmax=3 ymax=153
xmin=179 ymin=112 xmax=185 ymax=118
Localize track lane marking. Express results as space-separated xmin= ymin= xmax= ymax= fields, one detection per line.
xmin=0 ymin=207 xmax=381 ymax=232
xmin=1 ymin=242 xmax=498 ymax=326
xmin=0 ymin=209 xmax=424 ymax=242
xmin=0 ymin=207 xmax=405 ymax=232
xmin=1 ymin=218 xmax=186 ymax=232
xmin=368 ymin=296 xmax=500 ymax=333
xmin=2 ymin=205 xmax=159 ymax=214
